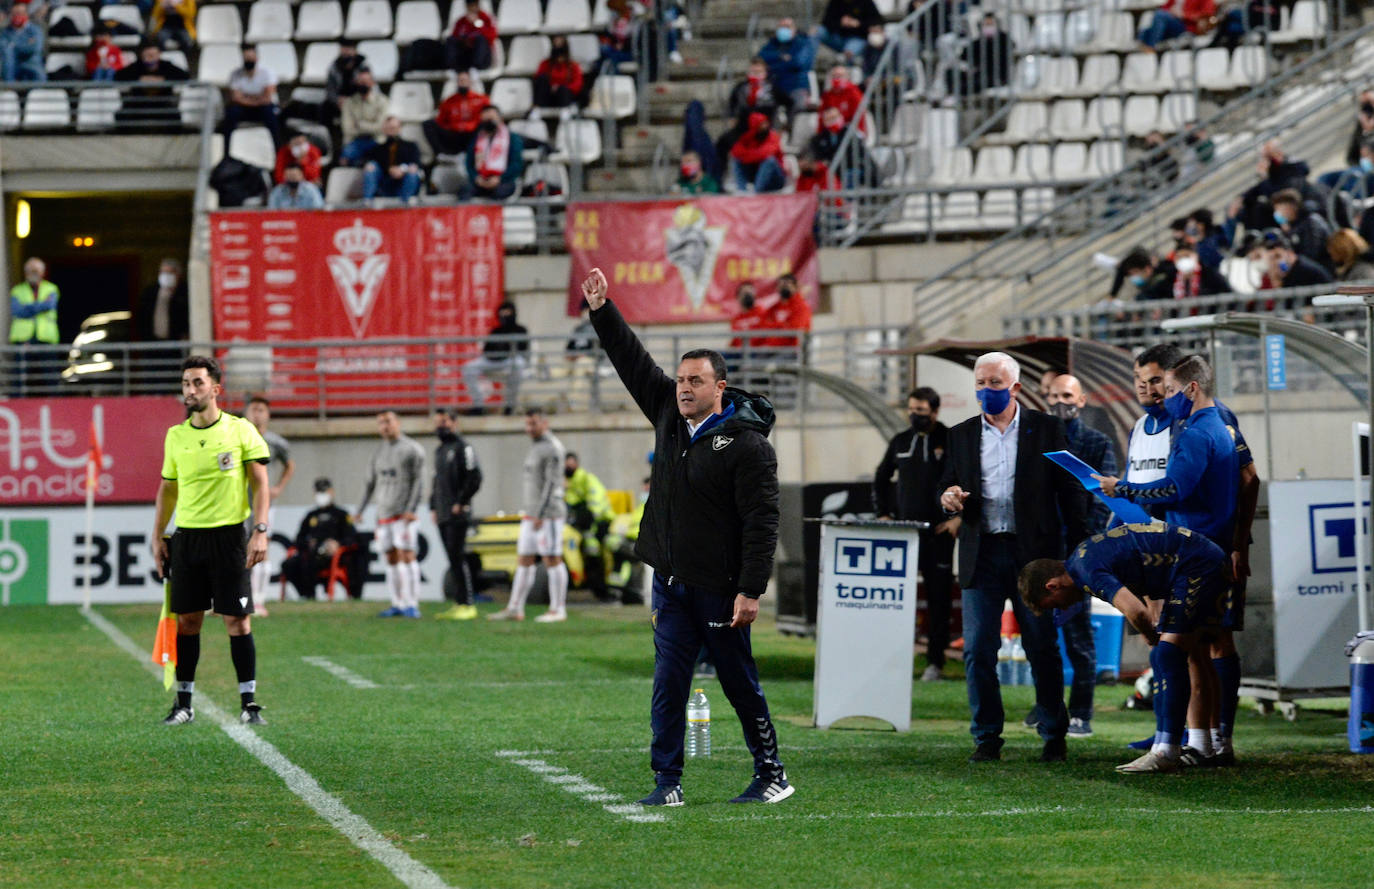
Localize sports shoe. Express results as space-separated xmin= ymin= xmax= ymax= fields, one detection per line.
xmin=730 ymin=773 xmax=794 ymax=804
xmin=487 ymin=608 xmax=524 ymax=622
xmin=162 ymin=703 xmax=194 ymax=726
xmin=968 ymin=741 xmax=1002 ymax=763
xmin=377 ymin=606 xmax=403 ymax=618
xmin=240 ymin=702 xmax=266 ymax=725
xmin=435 ymin=605 xmax=465 ymax=621
xmin=921 ymin=664 xmax=943 ymax=682
xmin=453 ymin=604 xmax=479 ymax=620
xmin=1116 ymin=750 xmax=1180 ymax=774
xmin=1178 ymin=746 xmax=1218 ymax=768
xmin=1067 ymin=718 xmax=1093 ymax=738
xmin=1212 ymin=748 xmax=1236 ymax=767
xmin=1023 ymin=709 xmax=1040 ymax=730
xmin=401 ymin=607 xmax=422 ymax=619
xmin=1127 ymin=735 xmax=1155 ymax=750
xmin=534 ymin=609 xmax=567 ymax=623
xmin=637 ymin=784 xmax=684 ymax=807
xmin=1040 ymin=737 xmax=1067 ymax=762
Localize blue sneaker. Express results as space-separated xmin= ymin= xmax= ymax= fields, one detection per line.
xmin=730 ymin=773 xmax=794 ymax=804
xmin=377 ymin=607 xmax=403 ymax=618
xmin=1127 ymin=735 xmax=1154 ymax=750
xmin=402 ymin=607 xmax=422 ymax=619
xmin=636 ymin=784 xmax=684 ymax=807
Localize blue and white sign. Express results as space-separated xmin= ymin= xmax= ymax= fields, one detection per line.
xmin=814 ymin=522 xmax=920 ymax=731
xmin=1266 ymin=334 xmax=1287 ymax=391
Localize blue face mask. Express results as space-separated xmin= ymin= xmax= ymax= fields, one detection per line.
xmin=1129 ymin=274 xmax=1147 ymax=288
xmin=976 ymin=385 xmax=1013 ymax=416
xmin=1143 ymin=402 xmax=1169 ymax=420
xmin=1278 ymin=260 xmax=1291 ymax=274
xmin=1273 ymin=210 xmax=1288 ymax=227
xmin=1164 ymin=388 xmax=1194 ymax=422
xmin=776 ymin=26 xmax=793 ymax=41
xmin=1361 ymin=158 xmax=1374 ymax=173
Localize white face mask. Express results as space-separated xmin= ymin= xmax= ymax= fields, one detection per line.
xmin=158 ymin=272 xmax=176 ymax=288
xmin=1175 ymin=256 xmax=1198 ymax=275
xmin=314 ymin=492 xmax=333 ymax=507
xmin=292 ymin=142 xmax=308 ymax=157
xmin=867 ymin=31 xmax=885 ymax=47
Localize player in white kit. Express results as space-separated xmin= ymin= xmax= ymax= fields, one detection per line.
xmin=490 ymin=408 xmax=570 ymax=622
xmin=357 ymin=411 xmax=428 ymax=618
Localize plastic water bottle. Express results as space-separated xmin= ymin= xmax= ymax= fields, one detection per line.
xmin=686 ymin=688 xmax=711 ymax=757
xmin=997 ymin=634 xmax=1014 ymax=685
xmin=1011 ymin=636 xmax=1030 ymax=686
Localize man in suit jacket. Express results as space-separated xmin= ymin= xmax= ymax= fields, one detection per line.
xmin=939 ymin=352 xmax=1090 ymax=763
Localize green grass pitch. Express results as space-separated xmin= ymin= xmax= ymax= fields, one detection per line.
xmin=3 ymin=599 xmax=1371 ymax=889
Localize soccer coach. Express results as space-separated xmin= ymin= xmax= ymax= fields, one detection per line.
xmin=582 ymin=267 xmax=793 ymax=808
xmin=152 ymin=356 xmax=272 ymax=727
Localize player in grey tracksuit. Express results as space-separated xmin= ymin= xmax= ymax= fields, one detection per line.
xmin=357 ymin=411 xmax=427 ymax=617
xmin=490 ymin=408 xmax=571 ymax=622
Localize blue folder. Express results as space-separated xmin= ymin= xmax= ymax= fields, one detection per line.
xmin=1043 ymin=450 xmax=1153 ymax=525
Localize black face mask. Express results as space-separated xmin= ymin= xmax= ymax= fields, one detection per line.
xmin=779 ymin=286 xmax=795 ymax=298
xmin=563 ymin=466 xmax=576 ymax=479
xmin=243 ymin=59 xmax=257 ymax=71
xmin=457 ymin=85 xmax=470 ymax=95
xmin=478 ymin=121 xmax=498 ymax=135
xmin=909 ymin=413 xmax=933 ymax=432
xmin=436 ymin=427 xmax=456 ymax=441
xmin=739 ymin=293 xmax=755 ymax=310
xmin=497 ymin=312 xmax=515 ymax=325
xmin=552 ymin=49 xmax=569 ymax=60
xmin=1049 ymin=402 xmax=1080 ymax=421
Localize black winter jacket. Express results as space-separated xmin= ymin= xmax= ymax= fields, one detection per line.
xmin=430 ymin=432 xmax=482 ymax=520
xmin=872 ymin=421 xmax=949 ymax=524
xmin=591 ymin=299 xmax=780 ymax=597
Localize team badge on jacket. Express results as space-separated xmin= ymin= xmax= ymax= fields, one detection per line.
xmin=712 ymin=435 xmax=733 ymax=451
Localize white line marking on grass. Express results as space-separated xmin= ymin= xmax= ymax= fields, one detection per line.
xmin=301 ymin=655 xmax=382 ymax=689
xmin=495 ymin=750 xmax=665 ymax=823
xmin=84 ymin=608 xmax=454 ymax=889
xmin=707 ymin=804 xmax=1374 ymax=823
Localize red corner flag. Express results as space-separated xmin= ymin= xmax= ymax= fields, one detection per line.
xmin=86 ymin=419 xmax=102 ymax=490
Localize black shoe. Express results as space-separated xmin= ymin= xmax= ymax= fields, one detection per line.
xmin=162 ymin=702 xmax=194 ymax=726
xmin=239 ymin=702 xmax=266 ymax=725
xmin=1040 ymin=737 xmax=1067 ymax=762
xmin=1023 ymin=708 xmax=1040 ymax=729
xmin=968 ymin=742 xmax=1002 ymax=763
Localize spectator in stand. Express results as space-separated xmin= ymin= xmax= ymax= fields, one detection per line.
xmin=1179 ymin=121 xmax=1216 ymax=180
xmin=729 ymin=111 xmax=787 ymax=194
xmin=0 ymin=3 xmax=45 ymax=82
xmin=808 ymin=104 xmax=875 ymax=188
xmin=460 ymin=104 xmax=524 ymax=201
xmin=324 ymin=40 xmax=366 ymax=114
xmin=714 ymin=58 xmax=780 ymax=173
xmin=424 ymin=70 xmax=488 ymax=156
xmin=86 ymin=24 xmax=124 ymax=80
xmin=947 ymin=13 xmax=1012 ymax=99
xmin=1329 ymin=229 xmax=1374 ymax=282
xmin=1138 ymin=0 xmax=1217 ymax=52
xmin=136 ymin=258 xmax=189 ymax=345
xmin=1238 ymin=140 xmax=1316 ymax=231
xmin=1140 ymin=130 xmax=1179 ymax=184
xmin=675 ymin=150 xmax=719 ymax=194
xmin=113 ymin=40 xmax=189 ymax=128
xmin=1118 ymin=247 xmax=1179 ymax=302
xmin=818 ymin=64 xmax=864 ymax=129
xmin=816 ymin=0 xmax=884 ymax=63
xmin=1270 ymin=188 xmax=1333 ymax=270
xmin=274 ymin=131 xmax=322 ymax=184
xmin=762 ymin=274 xmax=812 ymax=349
xmin=859 ymin=25 xmax=890 ymax=83
xmin=362 ymin=116 xmax=421 ymax=202
xmin=150 ymin=0 xmax=196 ymax=51
xmin=1321 ymin=137 xmax=1374 ymax=197
xmin=728 ymin=281 xmax=768 ymax=350
xmin=445 ymin=0 xmax=496 ymax=72
xmin=598 ymin=0 xmax=637 ymax=74
xmin=1341 ymin=92 xmax=1374 ymax=169
xmin=268 ymin=160 xmax=326 ymax=209
xmin=534 ymin=35 xmax=584 ymax=108
xmin=462 ymin=300 xmax=529 ymax=412
xmin=1171 ymin=242 xmax=1231 ymax=298
xmin=1211 ymin=0 xmax=1279 ymax=49
xmin=909 ymin=0 xmax=965 ymax=53
xmin=1187 ymin=208 xmax=1228 ymax=270
xmin=222 ymin=45 xmax=282 ymax=149
xmin=339 ymin=67 xmax=388 ymax=165
xmin=758 ymin=16 xmax=818 ymax=113
xmin=1260 ymin=228 xmax=1333 ymax=290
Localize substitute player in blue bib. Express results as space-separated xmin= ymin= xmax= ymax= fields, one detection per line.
xmin=1019 ymin=522 xmax=1229 ymax=773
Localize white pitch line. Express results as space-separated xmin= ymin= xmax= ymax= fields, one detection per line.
xmin=84 ymin=608 xmax=453 ymax=889
xmin=707 ymin=804 xmax=1374 ymax=823
xmin=494 ymin=750 xmax=665 ymax=823
xmin=301 ymin=655 xmax=382 ymax=689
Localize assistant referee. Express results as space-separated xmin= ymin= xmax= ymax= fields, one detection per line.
xmin=152 ymin=356 xmax=272 ymax=726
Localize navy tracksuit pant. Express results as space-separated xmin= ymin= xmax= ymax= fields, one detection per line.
xmin=649 ymin=573 xmax=784 ymax=786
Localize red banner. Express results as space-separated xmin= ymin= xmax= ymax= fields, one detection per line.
xmin=209 ymin=207 xmax=505 ymax=410
xmin=0 ymin=397 xmax=185 ymax=504
xmin=564 ymin=194 xmax=819 ymax=323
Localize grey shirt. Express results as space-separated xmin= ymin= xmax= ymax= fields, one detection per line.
xmin=262 ymin=429 xmax=291 ymax=472
xmin=359 ymin=434 xmax=427 ymax=519
xmin=523 ymin=432 xmax=567 ymax=520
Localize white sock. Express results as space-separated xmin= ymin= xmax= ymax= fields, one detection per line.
xmin=1159 ymin=743 xmax=1181 ymax=759
xmin=508 ymin=564 xmax=534 ymax=615
xmin=547 ymin=562 xmax=568 ymax=613
xmin=385 ymin=563 xmax=402 ymax=609
xmin=1187 ymin=728 xmax=1213 ymax=754
xmin=406 ymin=561 xmax=422 ymax=609
xmin=399 ymin=560 xmax=417 ymax=609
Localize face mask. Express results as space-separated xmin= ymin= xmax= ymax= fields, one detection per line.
xmin=680 ymin=161 xmax=700 ymax=177
xmin=1185 ymin=224 xmax=1200 ymax=238
xmin=1143 ymin=402 xmax=1169 ymax=421
xmin=144 ymin=58 xmax=159 ymax=69
xmin=457 ymin=85 xmax=470 ymax=95
xmin=1273 ymin=211 xmax=1288 ymax=227
xmin=867 ymin=31 xmax=885 ymax=47
xmin=1361 ymin=158 xmax=1373 ymax=173
xmin=10 ymin=12 xmax=28 ymax=26
xmin=1129 ymin=274 xmax=1147 ymax=288
xmin=779 ymin=286 xmax=794 ymax=298
xmin=1278 ymin=260 xmax=1291 ymax=274
xmin=498 ymin=312 xmax=514 ymax=325
xmin=825 ymin=119 xmax=844 ymax=134
xmin=314 ymin=492 xmax=332 ymax=507
xmin=1048 ymin=402 xmax=1079 ymax=422
xmin=292 ymin=142 xmax=308 ymax=157
xmin=739 ymin=293 xmax=755 ymax=309
xmin=479 ymin=121 xmax=498 ymax=135
xmin=776 ymin=26 xmax=793 ymax=41
xmin=158 ymin=272 xmax=176 ymax=288
xmin=243 ymin=59 xmax=257 ymax=71
xmin=436 ymin=426 xmax=456 ymax=442
xmin=563 ymin=466 xmax=576 ymax=479
xmin=830 ymin=75 xmax=849 ymax=89
xmin=1175 ymin=256 xmax=1198 ymax=275
xmin=909 ymin=413 xmax=933 ymax=432
xmin=1164 ymin=388 xmax=1194 ymax=422
xmin=982 ymin=25 xmax=997 ymax=37
xmin=976 ymin=386 xmax=1013 ymax=416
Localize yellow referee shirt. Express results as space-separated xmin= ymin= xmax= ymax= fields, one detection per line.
xmin=161 ymin=412 xmax=271 ymax=528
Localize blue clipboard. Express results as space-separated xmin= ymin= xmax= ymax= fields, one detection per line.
xmin=1043 ymin=450 xmax=1153 ymax=525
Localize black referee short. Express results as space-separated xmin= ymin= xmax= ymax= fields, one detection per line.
xmin=170 ymin=525 xmax=252 ymax=616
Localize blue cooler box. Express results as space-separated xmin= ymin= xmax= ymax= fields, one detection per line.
xmin=1057 ymin=611 xmax=1124 ymax=685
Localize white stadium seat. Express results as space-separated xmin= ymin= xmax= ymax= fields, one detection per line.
xmin=394 ymin=0 xmax=441 ymax=44
xmin=503 ymin=205 xmax=537 ymax=248
xmin=257 ymin=41 xmax=299 ymax=83
xmin=504 ymin=34 xmax=551 ymax=77
xmin=1154 ymin=50 xmax=1193 ymax=93
xmin=1011 ymin=143 xmax=1052 ymax=182
xmin=325 ymin=166 xmax=365 ymax=202
xmin=1122 ymin=94 xmax=1160 ymax=136
xmin=1119 ymin=52 xmax=1157 ymax=93
xmin=387 ymin=81 xmax=434 ymax=121
xmin=1084 ymin=96 xmax=1123 ymax=138
xmin=357 ymin=39 xmax=399 ymax=81
xmin=228 ymin=127 xmax=278 ymax=169
xmin=76 ymin=87 xmax=120 ymax=130
xmin=1271 ymin=0 xmax=1326 ymax=43
xmin=551 ymin=118 xmax=602 ymax=165
xmin=300 ymin=42 xmax=339 ymax=84
xmin=1088 ymin=139 xmax=1125 ymax=177
xmin=296 ymin=0 xmax=344 ymax=40
xmin=96 ymin=4 xmax=144 ymax=45
xmin=496 ymin=0 xmax=542 ymax=35
xmin=246 ymin=2 xmax=295 ymax=42
xmin=344 ymin=0 xmax=393 ymax=39
xmin=584 ymin=74 xmax=635 ymax=120
xmin=1158 ymin=92 xmax=1197 ymax=133
xmin=1069 ymin=53 xmax=1119 ymax=98
xmin=22 ymin=88 xmax=71 ymax=128
xmin=197 ymin=44 xmax=243 ymax=86
xmin=47 ymin=6 xmax=94 ymax=48
xmin=488 ymin=77 xmax=533 ymax=117
xmin=1195 ymin=47 xmax=1232 ymax=90
xmin=1229 ymin=45 xmax=1268 ymax=88
xmin=1051 ymin=141 xmax=1088 ymax=180
xmin=988 ymin=101 xmax=1047 ymax=145
xmin=196 ymin=5 xmax=244 ymax=44
xmin=542 ymin=0 xmax=590 ymax=34
xmin=971 ymin=145 xmax=1013 ymax=184
xmin=1048 ymin=98 xmax=1087 ymax=140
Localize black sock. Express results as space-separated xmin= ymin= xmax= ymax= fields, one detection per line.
xmin=175 ymin=633 xmax=200 ymax=708
xmin=230 ymin=633 xmax=256 ymax=706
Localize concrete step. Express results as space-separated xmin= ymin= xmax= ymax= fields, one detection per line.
xmin=583 ymin=165 xmax=662 ymax=194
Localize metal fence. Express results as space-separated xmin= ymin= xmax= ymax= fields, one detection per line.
xmin=0 ymin=79 xmax=219 ymax=133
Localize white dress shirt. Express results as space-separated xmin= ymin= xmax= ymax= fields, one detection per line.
xmin=979 ymin=402 xmax=1020 ymax=534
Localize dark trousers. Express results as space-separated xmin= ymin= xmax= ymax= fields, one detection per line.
xmin=444 ymin=35 xmax=492 ymax=72
xmin=649 ymin=573 xmax=784 ymax=785
xmin=533 ymin=77 xmax=577 ymax=108
xmin=1061 ymin=603 xmax=1096 ymax=721
xmin=223 ymin=102 xmax=282 ymax=148
xmin=422 ymin=119 xmax=476 ymax=157
xmin=282 ymin=552 xmax=328 ymax=599
xmin=961 ymin=534 xmax=1068 ymax=745
xmin=438 ymin=517 xmax=474 ymax=606
xmin=920 ymin=529 xmax=956 ymax=669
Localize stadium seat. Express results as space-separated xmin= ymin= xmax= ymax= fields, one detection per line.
xmin=980 ymin=189 xmax=1019 ymax=230
xmin=0 ymin=91 xmax=19 ymax=130
xmin=1087 ymin=139 xmax=1125 ymax=177
xmin=1048 ymin=98 xmax=1087 ymax=140
xmin=1158 ymin=92 xmax=1196 ymax=133
xmin=497 ymin=0 xmax=542 ymax=35
xmin=987 ymin=101 xmax=1047 ymax=145
xmin=1011 ymin=143 xmax=1052 ymax=182
xmin=344 ymin=0 xmax=393 ymax=39
xmin=439 ymin=71 xmax=486 ymax=99
xmin=400 ymin=121 xmax=432 ymax=163
xmin=885 ymin=193 xmax=936 ymax=234
xmin=927 ymin=146 xmax=972 ymax=186
xmin=1229 ymin=45 xmax=1268 ymax=88
xmin=445 ymin=0 xmax=495 ymax=32
xmin=46 ymin=52 xmax=86 ymax=77
xmin=567 ymin=32 xmax=600 ymax=68
xmin=163 ymin=50 xmax=189 ymax=70
xmin=394 ymin=0 xmax=441 ymax=44
xmin=300 ymin=42 xmax=339 ymax=84
xmin=1195 ymin=47 xmax=1232 ymax=90
xmin=96 ymin=4 xmax=144 ymax=45
xmin=296 ymin=0 xmax=344 ymax=40
xmin=227 ymin=127 xmax=277 ymax=169
xmin=258 ymin=42 xmax=299 ymax=83
xmin=591 ymin=0 xmax=612 ymax=26
xmin=881 ymin=101 xmax=922 ymax=146
xmin=1083 ymin=96 xmax=1123 ymax=138
xmin=247 ymin=2 xmax=295 ymax=42
xmin=47 ymin=6 xmax=94 ymax=48
xmin=1155 ymin=50 xmax=1193 ymax=93
xmin=196 ymin=5 xmax=244 ymax=44
xmin=1087 ymin=11 xmax=1134 ymax=52
xmin=503 ymin=205 xmax=537 ymax=248
xmin=1063 ymin=8 xmax=1097 ymax=52
xmin=197 ymin=44 xmax=243 ymax=86
xmin=542 ymin=0 xmax=590 ymax=34
xmin=357 ymin=39 xmax=399 ymax=81
xmin=1029 ymin=12 xmax=1065 ymax=51
xmin=75 ymin=87 xmax=120 ymax=130
xmin=1028 ymin=56 xmax=1077 ymax=98
xmin=489 ymin=77 xmax=533 ymax=117
xmin=504 ymin=34 xmax=551 ymax=77
xmin=1022 ymin=186 xmax=1054 ymax=219
xmin=1271 ymin=0 xmax=1326 ymax=43
xmin=22 ymin=88 xmax=72 ymax=128
xmin=551 ymin=118 xmax=602 ymax=165
xmin=936 ymin=191 xmax=980 ymax=233
xmin=430 ymin=164 xmax=467 ymax=195
xmin=325 ymin=166 xmax=365 ymax=202
xmin=523 ymin=160 xmax=569 ymax=197
xmin=178 ymin=83 xmax=211 ymax=128
xmin=388 ymin=81 xmax=434 ymax=121
xmin=507 ymin=115 xmax=550 ymax=151
xmin=584 ymin=74 xmax=635 ymax=120
xmin=1122 ymin=95 xmax=1159 ymax=136
xmin=1051 ymin=141 xmax=1088 ymax=180
xmin=921 ymin=107 xmax=958 ymax=151
xmin=971 ymin=145 xmax=1013 ymax=184
xmin=1069 ymin=53 xmax=1118 ymax=98
xmin=1119 ymin=52 xmax=1157 ymax=94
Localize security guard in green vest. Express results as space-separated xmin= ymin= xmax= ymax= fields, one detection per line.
xmin=564 ymin=451 xmax=617 ymax=602
xmin=9 ymin=258 xmax=60 ymax=345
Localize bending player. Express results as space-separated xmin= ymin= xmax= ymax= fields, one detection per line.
xmin=1019 ymin=522 xmax=1229 ymax=773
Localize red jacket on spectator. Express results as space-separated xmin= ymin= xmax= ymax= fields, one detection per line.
xmin=762 ymin=293 xmax=813 ymax=348
xmin=795 ymin=160 xmax=837 ymax=193
xmin=818 ymin=81 xmax=864 ymax=129
xmin=86 ymin=41 xmax=124 ymax=76
xmin=1159 ymin=0 xmax=1217 ymax=31
xmin=730 ymin=115 xmax=784 ymax=168
xmin=729 ymin=303 xmax=770 ymax=348
xmin=273 ymin=142 xmax=323 ymax=184
xmin=534 ymin=58 xmax=584 ymax=97
xmin=434 ymin=90 xmax=490 ymax=133
xmin=451 ymin=9 xmax=497 ymax=45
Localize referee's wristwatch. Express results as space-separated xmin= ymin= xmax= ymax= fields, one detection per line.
xmin=252 ymin=522 xmax=269 ymax=534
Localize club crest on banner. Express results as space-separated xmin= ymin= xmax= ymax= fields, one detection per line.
xmin=326 ymin=219 xmax=391 ymax=337
xmin=664 ymin=204 xmax=725 ymax=312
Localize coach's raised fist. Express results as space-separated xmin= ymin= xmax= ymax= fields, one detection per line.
xmin=582 ymin=267 xmax=609 ymax=310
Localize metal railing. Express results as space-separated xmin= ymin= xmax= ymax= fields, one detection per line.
xmin=0 ymin=79 xmax=219 ymax=133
